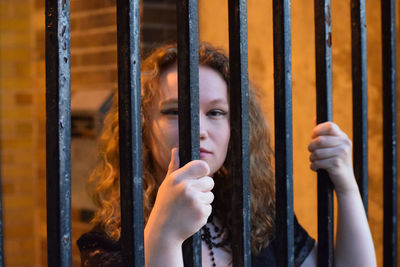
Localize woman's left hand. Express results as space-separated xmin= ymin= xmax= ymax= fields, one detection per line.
xmin=308 ymin=122 xmax=358 ymax=194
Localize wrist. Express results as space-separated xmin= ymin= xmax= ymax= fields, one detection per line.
xmin=145 ymin=214 xmax=183 ymax=249
xmin=335 ymin=183 xmax=360 ymax=199
xmin=145 ymin=226 xmax=183 ymax=253
xmin=329 ymin=170 xmax=359 ymax=195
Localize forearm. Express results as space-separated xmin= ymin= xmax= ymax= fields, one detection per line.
xmin=335 ymin=187 xmax=376 ymax=267
xmin=144 ymin=225 xmax=184 ymax=267
xmin=308 ymin=122 xmax=376 ymax=266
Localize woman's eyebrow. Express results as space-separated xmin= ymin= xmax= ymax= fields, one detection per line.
xmin=160 ymin=98 xmax=228 ymax=107
xmin=209 ymin=98 xmax=229 ymax=106
xmin=159 ymin=98 xmax=178 ymax=107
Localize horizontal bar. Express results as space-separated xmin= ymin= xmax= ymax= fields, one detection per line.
xmin=314 ymin=0 xmax=334 ymax=266
xmin=351 ymin=0 xmax=368 ymax=214
xmin=272 ymin=0 xmax=294 ymax=266
xmin=228 ymin=0 xmax=251 ymax=266
xmin=116 ymin=0 xmax=145 ymax=266
xmin=176 ymin=0 xmax=201 ymax=266
xmin=45 ymin=0 xmax=72 ymax=266
xmin=382 ymin=0 xmax=398 ymax=266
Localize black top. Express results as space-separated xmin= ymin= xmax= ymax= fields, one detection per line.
xmin=77 ymin=217 xmax=315 ymax=267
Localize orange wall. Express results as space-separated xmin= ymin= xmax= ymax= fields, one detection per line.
xmin=199 ymin=0 xmax=400 ymax=266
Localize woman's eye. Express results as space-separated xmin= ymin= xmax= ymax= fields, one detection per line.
xmin=207 ymin=110 xmax=228 ymax=117
xmin=160 ymin=109 xmax=178 ymax=116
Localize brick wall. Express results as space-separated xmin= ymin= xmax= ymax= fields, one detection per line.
xmin=0 ymin=0 xmax=41 ymax=265
xmin=0 ymin=0 xmax=177 ymax=265
xmin=34 ymin=0 xmax=177 ymax=265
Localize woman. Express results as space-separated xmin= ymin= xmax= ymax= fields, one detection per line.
xmin=77 ymin=43 xmax=376 ymax=266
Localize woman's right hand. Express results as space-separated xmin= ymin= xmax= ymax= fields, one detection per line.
xmin=145 ymin=148 xmax=214 ymax=247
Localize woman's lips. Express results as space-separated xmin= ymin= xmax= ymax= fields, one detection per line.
xmin=200 ymin=148 xmax=212 ymax=158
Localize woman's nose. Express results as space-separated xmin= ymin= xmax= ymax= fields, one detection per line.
xmin=200 ymin=129 xmax=207 ymax=139
xmin=199 ymin=115 xmax=207 ymax=140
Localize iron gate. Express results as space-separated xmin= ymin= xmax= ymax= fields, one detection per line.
xmin=37 ymin=0 xmax=399 ymax=266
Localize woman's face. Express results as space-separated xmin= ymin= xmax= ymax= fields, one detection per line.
xmin=148 ymin=64 xmax=230 ymax=183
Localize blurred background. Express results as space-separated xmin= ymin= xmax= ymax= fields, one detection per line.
xmin=0 ymin=0 xmax=399 ymax=265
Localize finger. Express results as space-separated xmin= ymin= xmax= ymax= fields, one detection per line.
xmin=311 ymin=122 xmax=347 ymax=139
xmin=310 ymin=156 xmax=341 ymax=172
xmin=203 ymin=204 xmax=212 ymax=221
xmin=308 ymin=135 xmax=351 ymax=152
xmin=192 ymin=176 xmax=214 ymax=192
xmin=175 ymin=160 xmax=210 ymax=181
xmin=198 ymin=191 xmax=214 ymax=204
xmin=166 ymin=148 xmax=180 ymax=176
xmin=309 ymin=145 xmax=350 ymax=161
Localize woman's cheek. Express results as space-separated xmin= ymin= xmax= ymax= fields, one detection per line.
xmin=162 ymin=123 xmax=179 ymax=163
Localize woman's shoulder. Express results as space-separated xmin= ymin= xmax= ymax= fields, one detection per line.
xmin=292 ymin=216 xmax=315 ymax=265
xmin=252 ymin=216 xmax=315 ymax=267
xmin=77 ymin=225 xmax=120 ymax=251
xmin=77 ymin=225 xmax=122 ymax=267
xmin=77 ymin=218 xmax=314 ymax=267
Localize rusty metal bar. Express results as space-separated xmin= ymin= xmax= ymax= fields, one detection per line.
xmin=314 ymin=0 xmax=334 ymax=266
xmin=351 ymin=0 xmax=368 ymax=214
xmin=176 ymin=1 xmax=201 ymax=266
xmin=116 ymin=0 xmax=145 ymax=265
xmin=273 ymin=0 xmax=294 ymax=266
xmin=382 ymin=0 xmax=398 ymax=266
xmin=45 ymin=0 xmax=72 ymax=265
xmin=228 ymin=0 xmax=251 ymax=266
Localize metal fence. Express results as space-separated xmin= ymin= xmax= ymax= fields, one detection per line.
xmin=39 ymin=0 xmax=398 ymax=266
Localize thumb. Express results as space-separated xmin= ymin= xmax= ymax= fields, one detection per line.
xmin=166 ymin=148 xmax=180 ymax=176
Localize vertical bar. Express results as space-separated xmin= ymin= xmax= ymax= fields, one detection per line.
xmin=0 ymin=76 xmax=3 ymax=265
xmin=314 ymin=0 xmax=334 ymax=266
xmin=176 ymin=1 xmax=201 ymax=266
xmin=0 ymin=33 xmax=2 ymax=262
xmin=0 ymin=165 xmax=2 ymax=267
xmin=228 ymin=0 xmax=251 ymax=266
xmin=45 ymin=0 xmax=72 ymax=266
xmin=0 ymin=117 xmax=3 ymax=267
xmin=116 ymin=0 xmax=145 ymax=265
xmin=273 ymin=0 xmax=294 ymax=266
xmin=0 ymin=136 xmax=3 ymax=267
xmin=351 ymin=0 xmax=368 ymax=214
xmin=382 ymin=0 xmax=398 ymax=266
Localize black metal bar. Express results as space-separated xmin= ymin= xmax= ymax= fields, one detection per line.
xmin=228 ymin=0 xmax=251 ymax=266
xmin=45 ymin=0 xmax=72 ymax=266
xmin=116 ymin=0 xmax=145 ymax=266
xmin=273 ymin=0 xmax=294 ymax=266
xmin=0 ymin=110 xmax=3 ymax=267
xmin=351 ymin=0 xmax=368 ymax=214
xmin=382 ymin=0 xmax=398 ymax=266
xmin=314 ymin=0 xmax=334 ymax=266
xmin=0 ymin=168 xmax=2 ymax=267
xmin=0 ymin=132 xmax=3 ymax=267
xmin=176 ymin=1 xmax=201 ymax=266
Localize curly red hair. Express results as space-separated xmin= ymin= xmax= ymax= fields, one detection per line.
xmin=88 ymin=43 xmax=275 ymax=254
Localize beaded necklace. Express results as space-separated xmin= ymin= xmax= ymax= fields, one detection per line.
xmin=201 ymin=215 xmax=229 ymax=267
